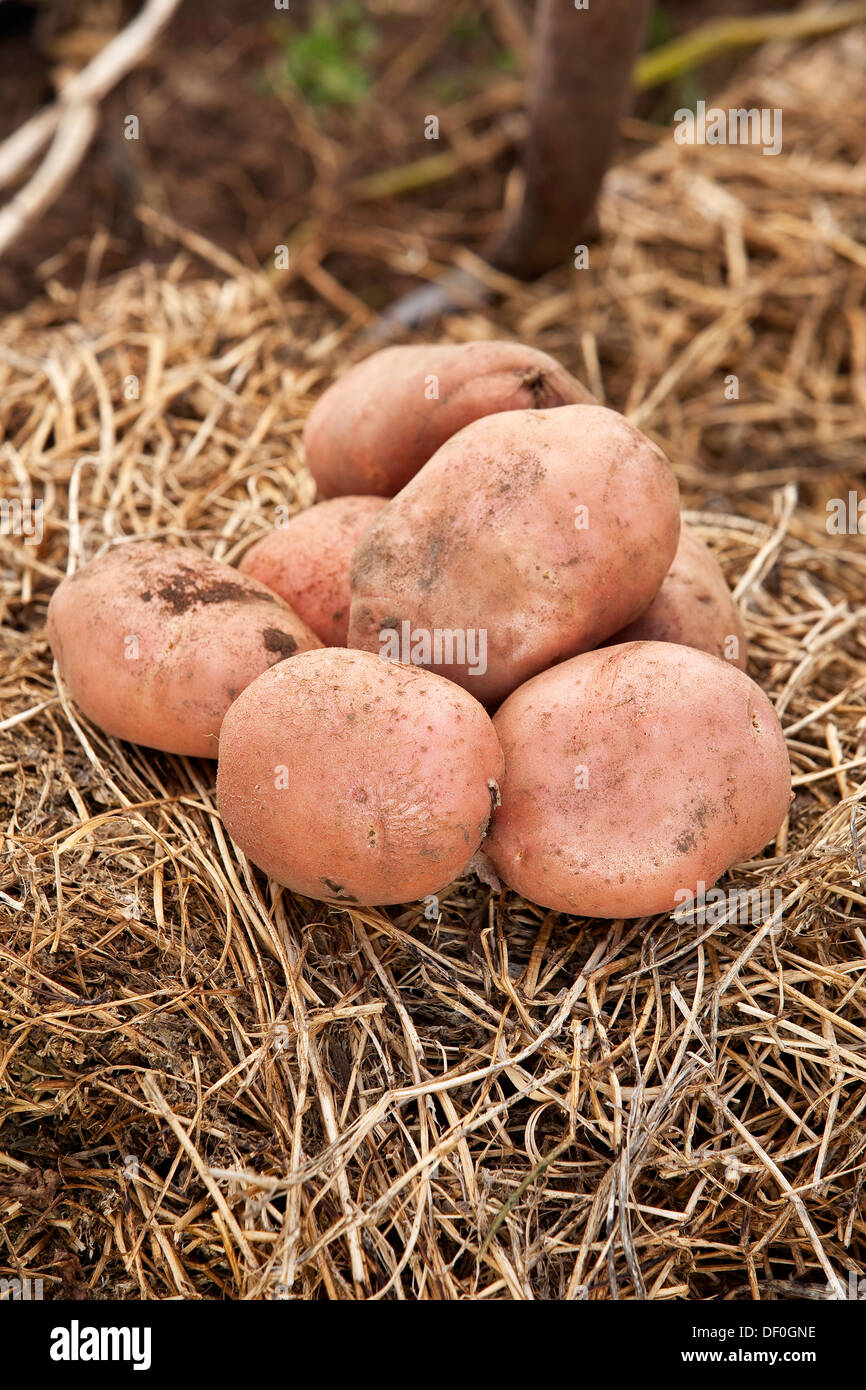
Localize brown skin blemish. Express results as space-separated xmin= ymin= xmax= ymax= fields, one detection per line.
xmin=146 ymin=565 xmax=276 ymax=615
xmin=263 ymin=627 xmax=298 ymax=659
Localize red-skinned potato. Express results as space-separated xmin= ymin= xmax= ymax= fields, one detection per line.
xmin=348 ymin=404 xmax=681 ymax=707
xmin=216 ymin=648 xmax=504 ymax=906
xmin=47 ymin=541 xmax=322 ymax=757
xmin=304 ymin=340 xmax=595 ymax=498
xmin=485 ymin=642 xmax=792 ymax=919
xmin=606 ymin=525 xmax=747 ymax=669
xmin=238 ymin=496 xmax=386 ymax=646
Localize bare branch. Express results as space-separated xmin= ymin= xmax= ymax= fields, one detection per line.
xmin=0 ymin=0 xmax=182 ymax=257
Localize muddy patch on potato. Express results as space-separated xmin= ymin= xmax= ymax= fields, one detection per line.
xmin=143 ymin=565 xmax=276 ymax=614
xmin=263 ymin=627 xmax=298 ymax=659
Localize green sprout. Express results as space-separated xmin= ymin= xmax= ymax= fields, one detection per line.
xmin=278 ymin=2 xmax=377 ymax=109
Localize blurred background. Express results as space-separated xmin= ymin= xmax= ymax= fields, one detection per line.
xmin=0 ymin=0 xmax=811 ymax=310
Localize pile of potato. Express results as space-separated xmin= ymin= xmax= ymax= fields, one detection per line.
xmin=48 ymin=341 xmax=792 ymax=919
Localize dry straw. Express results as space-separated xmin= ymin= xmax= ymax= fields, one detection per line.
xmin=0 ymin=25 xmax=865 ymax=1300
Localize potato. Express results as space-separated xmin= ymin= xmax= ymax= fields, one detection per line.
xmin=216 ymin=648 xmax=505 ymax=906
xmin=47 ymin=541 xmax=322 ymax=757
xmin=349 ymin=404 xmax=681 ymax=707
xmin=606 ymin=525 xmax=747 ymax=669
xmin=304 ymin=340 xmax=595 ymax=498
xmin=485 ymin=642 xmax=791 ymax=919
xmin=238 ymin=496 xmax=386 ymax=646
